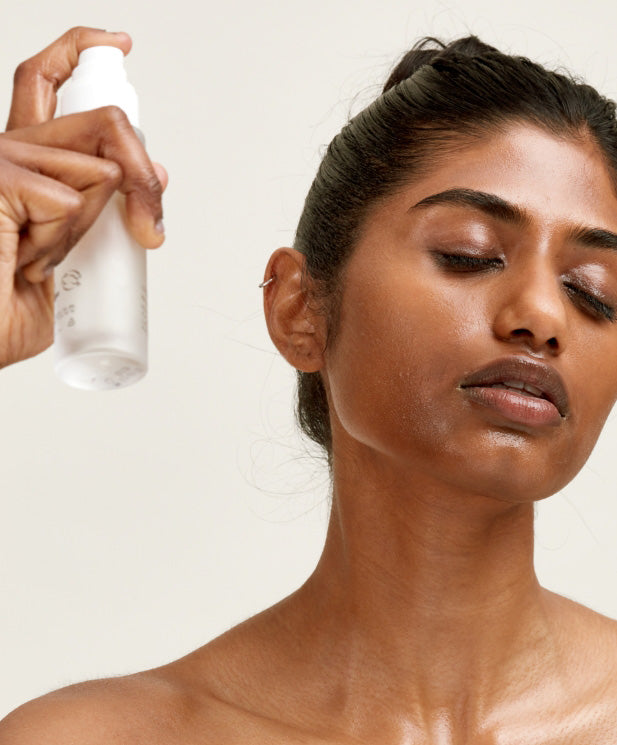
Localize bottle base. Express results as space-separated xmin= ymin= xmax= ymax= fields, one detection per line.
xmin=55 ymin=349 xmax=147 ymax=391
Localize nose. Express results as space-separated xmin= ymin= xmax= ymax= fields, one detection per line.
xmin=491 ymin=258 xmax=568 ymax=355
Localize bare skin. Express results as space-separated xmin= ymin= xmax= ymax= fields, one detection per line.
xmin=2 ymin=30 xmax=617 ymax=745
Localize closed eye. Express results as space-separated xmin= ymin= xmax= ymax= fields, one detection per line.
xmin=433 ymin=252 xmax=503 ymax=272
xmin=563 ymin=283 xmax=616 ymax=322
xmin=434 ymin=252 xmax=617 ymax=323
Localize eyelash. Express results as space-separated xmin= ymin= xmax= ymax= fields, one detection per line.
xmin=434 ymin=252 xmax=617 ymax=323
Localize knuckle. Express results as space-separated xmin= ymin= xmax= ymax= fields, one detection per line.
xmin=101 ymin=160 xmax=123 ymax=187
xmin=62 ymin=191 xmax=86 ymax=219
xmin=143 ymin=172 xmax=164 ymax=201
xmin=13 ymin=59 xmax=35 ymax=85
xmin=66 ymin=25 xmax=90 ymax=38
xmin=94 ymin=106 xmax=133 ymax=145
xmin=99 ymin=105 xmax=131 ymax=131
xmin=134 ymin=171 xmax=164 ymax=211
xmin=63 ymin=26 xmax=94 ymax=49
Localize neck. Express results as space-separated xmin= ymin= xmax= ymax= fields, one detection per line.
xmin=279 ymin=448 xmax=565 ymax=741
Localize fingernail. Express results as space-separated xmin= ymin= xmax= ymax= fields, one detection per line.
xmin=155 ymin=219 xmax=165 ymax=235
xmin=43 ymin=263 xmax=56 ymax=279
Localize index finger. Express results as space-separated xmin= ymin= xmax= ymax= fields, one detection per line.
xmin=6 ymin=27 xmax=132 ymax=130
xmin=4 ymin=109 xmax=165 ymax=248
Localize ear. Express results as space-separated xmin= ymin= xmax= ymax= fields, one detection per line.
xmin=262 ymin=247 xmax=326 ymax=373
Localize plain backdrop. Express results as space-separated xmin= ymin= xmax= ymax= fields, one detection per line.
xmin=2 ymin=0 xmax=617 ymax=718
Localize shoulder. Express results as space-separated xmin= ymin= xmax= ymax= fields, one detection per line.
xmin=543 ymin=589 xmax=617 ymax=702
xmin=0 ymin=649 xmax=290 ymax=745
xmin=0 ymin=669 xmax=217 ymax=745
xmin=0 ymin=603 xmax=309 ymax=745
xmin=544 ymin=588 xmax=617 ymax=648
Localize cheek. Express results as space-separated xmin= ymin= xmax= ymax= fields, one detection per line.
xmin=565 ymin=334 xmax=617 ymax=464
xmin=325 ymin=274 xmax=481 ymax=455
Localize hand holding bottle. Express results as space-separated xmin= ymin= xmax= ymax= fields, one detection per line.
xmin=0 ymin=27 xmax=167 ymax=370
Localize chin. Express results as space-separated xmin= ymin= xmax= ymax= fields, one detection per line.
xmin=461 ymin=453 xmax=584 ymax=505
xmin=425 ymin=428 xmax=590 ymax=505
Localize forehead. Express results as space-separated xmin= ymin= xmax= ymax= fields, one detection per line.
xmin=369 ymin=122 xmax=617 ymax=237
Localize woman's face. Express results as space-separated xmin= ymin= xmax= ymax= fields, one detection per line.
xmin=321 ymin=122 xmax=617 ymax=502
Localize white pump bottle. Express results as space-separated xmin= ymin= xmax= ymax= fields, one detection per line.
xmin=53 ymin=45 xmax=148 ymax=391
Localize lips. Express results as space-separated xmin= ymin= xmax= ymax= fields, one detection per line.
xmin=459 ymin=356 xmax=570 ymax=418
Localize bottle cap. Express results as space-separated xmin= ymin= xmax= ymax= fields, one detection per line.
xmin=60 ymin=45 xmax=139 ymax=126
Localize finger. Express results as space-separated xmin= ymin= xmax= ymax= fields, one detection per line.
xmin=0 ymin=141 xmax=123 ymax=275
xmin=152 ymin=162 xmax=169 ymax=192
xmin=7 ymin=27 xmax=131 ymax=130
xmin=0 ymin=160 xmax=85 ymax=288
xmin=0 ymin=137 xmax=122 ymax=194
xmin=3 ymin=109 xmax=165 ymax=247
xmin=19 ymin=169 xmax=119 ymax=283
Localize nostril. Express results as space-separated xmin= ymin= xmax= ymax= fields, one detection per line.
xmin=508 ymin=329 xmax=559 ymax=351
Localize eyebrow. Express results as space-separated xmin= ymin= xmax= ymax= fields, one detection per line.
xmin=567 ymin=225 xmax=617 ymax=251
xmin=411 ymin=188 xmax=529 ymax=227
xmin=410 ymin=187 xmax=617 ymax=252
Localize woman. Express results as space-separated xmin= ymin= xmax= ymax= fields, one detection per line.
xmin=1 ymin=26 xmax=617 ymax=744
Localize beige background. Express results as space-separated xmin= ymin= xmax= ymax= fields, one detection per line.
xmin=1 ymin=0 xmax=617 ymax=717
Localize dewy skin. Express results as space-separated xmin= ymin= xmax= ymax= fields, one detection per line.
xmin=53 ymin=45 xmax=148 ymax=391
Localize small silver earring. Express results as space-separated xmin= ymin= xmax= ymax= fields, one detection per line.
xmin=258 ymin=276 xmax=275 ymax=288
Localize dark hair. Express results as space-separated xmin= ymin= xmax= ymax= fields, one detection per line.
xmin=292 ymin=35 xmax=617 ymax=473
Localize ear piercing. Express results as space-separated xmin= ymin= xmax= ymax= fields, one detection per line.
xmin=258 ymin=276 xmax=275 ymax=288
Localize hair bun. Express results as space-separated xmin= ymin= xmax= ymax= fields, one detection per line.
xmin=382 ymin=35 xmax=499 ymax=93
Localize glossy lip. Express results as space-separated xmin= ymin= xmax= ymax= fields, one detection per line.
xmin=458 ymin=356 xmax=570 ymax=418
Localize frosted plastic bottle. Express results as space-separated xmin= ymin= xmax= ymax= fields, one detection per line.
xmin=53 ymin=46 xmax=148 ymax=391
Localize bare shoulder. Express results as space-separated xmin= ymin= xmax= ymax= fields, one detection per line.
xmin=543 ymin=588 xmax=617 ymax=699
xmin=0 ymin=635 xmax=313 ymax=745
xmin=0 ymin=668 xmax=226 ymax=745
xmin=545 ymin=588 xmax=617 ymax=644
xmin=0 ymin=595 xmax=323 ymax=745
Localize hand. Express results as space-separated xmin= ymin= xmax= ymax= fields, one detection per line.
xmin=0 ymin=27 xmax=168 ymax=369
